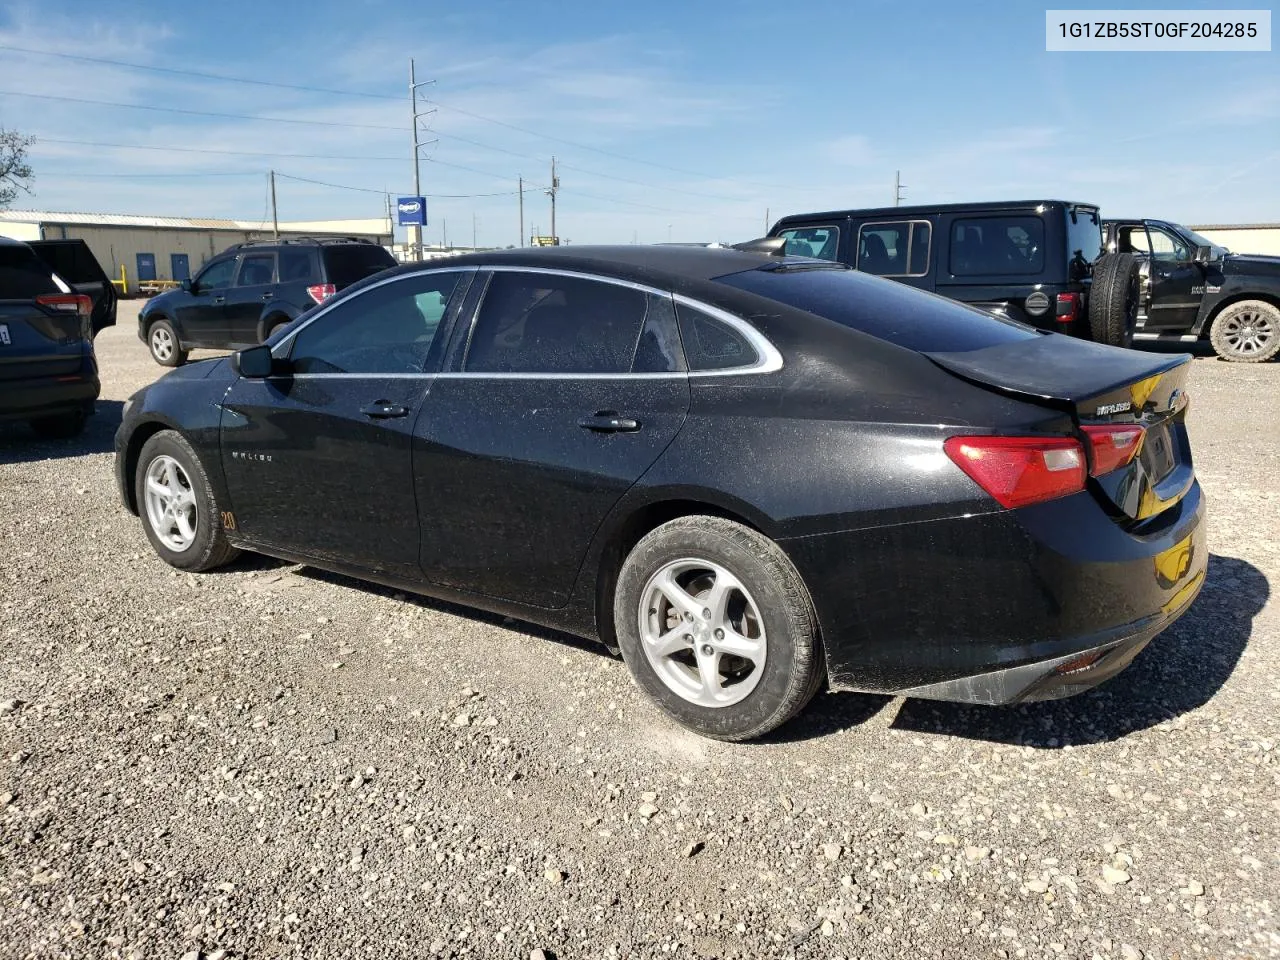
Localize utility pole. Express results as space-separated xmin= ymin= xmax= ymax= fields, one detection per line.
xmin=408 ymin=58 xmax=437 ymax=262
xmin=546 ymin=156 xmax=559 ymax=244
xmin=270 ymin=169 xmax=279 ymax=239
xmin=518 ymin=176 xmax=524 ymax=248
xmin=442 ymin=219 xmax=448 ymax=251
xmin=472 ymin=212 xmax=477 ymax=251
xmin=764 ymin=207 xmax=769 ymax=235
xmin=894 ymin=170 xmax=906 ymax=207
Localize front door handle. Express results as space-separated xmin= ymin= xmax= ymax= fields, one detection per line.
xmin=360 ymin=401 xmax=409 ymax=420
xmin=261 ymin=292 xmax=274 ymax=300
xmin=212 ymin=296 xmax=225 ymax=305
xmin=578 ymin=412 xmax=640 ymax=433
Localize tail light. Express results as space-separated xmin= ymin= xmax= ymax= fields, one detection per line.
xmin=1081 ymin=424 xmax=1145 ymax=477
xmin=944 ymin=436 xmax=1086 ymax=509
xmin=36 ymin=293 xmax=92 ymax=319
xmin=1055 ymin=292 xmax=1081 ymax=325
xmin=306 ymin=283 xmax=336 ymax=305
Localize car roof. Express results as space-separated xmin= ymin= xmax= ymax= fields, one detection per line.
xmin=382 ymin=244 xmax=805 ymax=285
xmin=774 ymin=200 xmax=1099 ymax=224
xmin=0 ymin=236 xmax=31 ymax=248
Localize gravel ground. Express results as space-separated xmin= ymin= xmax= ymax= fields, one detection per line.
xmin=1 ymin=303 xmax=1278 ymax=960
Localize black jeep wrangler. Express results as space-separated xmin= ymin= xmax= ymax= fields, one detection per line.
xmin=769 ymin=200 xmax=1140 ymax=347
xmin=1104 ymin=218 xmax=1280 ymax=363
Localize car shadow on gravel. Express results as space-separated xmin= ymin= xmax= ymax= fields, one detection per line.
xmin=0 ymin=399 xmax=123 ymax=464
xmin=889 ymin=553 xmax=1266 ymax=748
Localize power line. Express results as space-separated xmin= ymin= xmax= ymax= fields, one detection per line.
xmin=45 ymin=170 xmax=262 ymax=178
xmin=37 ymin=137 xmax=407 ymax=162
xmin=0 ymin=43 xmax=794 ymax=192
xmin=0 ymin=89 xmax=402 ymax=131
xmin=274 ymin=171 xmax=530 ymax=198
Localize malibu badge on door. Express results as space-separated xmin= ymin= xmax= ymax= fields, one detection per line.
xmin=0 ymin=324 xmax=10 ymax=345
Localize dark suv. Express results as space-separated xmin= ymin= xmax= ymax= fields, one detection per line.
xmin=0 ymin=237 xmax=115 ymax=438
xmin=770 ymin=200 xmax=1140 ymax=347
xmin=138 ymin=237 xmax=397 ymax=366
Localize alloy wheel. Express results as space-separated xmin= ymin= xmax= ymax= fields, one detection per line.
xmin=143 ymin=455 xmax=198 ymax=552
xmin=1220 ymin=309 xmax=1275 ymax=359
xmin=151 ymin=327 xmax=174 ymax=362
xmin=638 ymin=558 xmax=767 ymax=707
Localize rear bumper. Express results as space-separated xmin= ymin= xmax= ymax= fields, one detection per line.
xmin=0 ymin=372 xmax=99 ymax=422
xmin=782 ymin=479 xmax=1207 ymax=703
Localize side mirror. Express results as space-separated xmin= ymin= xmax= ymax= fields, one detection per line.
xmin=1193 ymin=245 xmax=1213 ymax=264
xmin=181 ymin=278 xmax=193 ymax=292
xmin=232 ymin=344 xmax=276 ymax=379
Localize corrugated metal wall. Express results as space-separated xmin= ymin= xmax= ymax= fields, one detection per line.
xmin=54 ymin=225 xmax=259 ymax=291
xmin=1192 ymin=228 xmax=1280 ymax=257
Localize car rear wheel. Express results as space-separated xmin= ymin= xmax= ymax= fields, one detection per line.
xmin=29 ymin=409 xmax=86 ymax=439
xmin=1209 ymin=300 xmax=1280 ymax=363
xmin=148 ymin=319 xmax=188 ymax=367
xmin=614 ymin=516 xmax=824 ymax=741
xmin=135 ymin=430 xmax=239 ymax=572
xmin=1089 ymin=252 xmax=1140 ymax=348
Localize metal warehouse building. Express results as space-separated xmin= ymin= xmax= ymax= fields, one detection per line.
xmin=0 ymin=210 xmax=393 ymax=295
xmin=1188 ymin=223 xmax=1280 ymax=257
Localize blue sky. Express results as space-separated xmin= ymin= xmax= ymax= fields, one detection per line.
xmin=1 ymin=0 xmax=1277 ymax=245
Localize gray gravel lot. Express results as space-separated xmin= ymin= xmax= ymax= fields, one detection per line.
xmin=1 ymin=302 xmax=1278 ymax=960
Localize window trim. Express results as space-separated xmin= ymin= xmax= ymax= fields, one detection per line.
xmin=776 ymin=224 xmax=842 ymax=263
xmin=272 ymin=265 xmax=782 ymax=380
xmin=856 ymin=220 xmax=931 ymax=278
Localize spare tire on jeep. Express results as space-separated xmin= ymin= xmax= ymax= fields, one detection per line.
xmin=1088 ymin=252 xmax=1141 ymax=348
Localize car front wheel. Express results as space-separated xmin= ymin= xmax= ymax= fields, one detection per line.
xmin=1209 ymin=300 xmax=1280 ymax=363
xmin=613 ymin=516 xmax=824 ymax=741
xmin=135 ymin=430 xmax=240 ymax=572
xmin=148 ymin=319 xmax=188 ymax=367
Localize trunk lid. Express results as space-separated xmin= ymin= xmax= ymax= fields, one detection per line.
xmin=0 ymin=301 xmax=84 ymax=381
xmin=926 ymin=334 xmax=1194 ymax=523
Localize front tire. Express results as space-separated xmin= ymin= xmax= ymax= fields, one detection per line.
xmin=1209 ymin=300 xmax=1280 ymax=363
xmin=134 ymin=430 xmax=239 ymax=572
xmin=148 ymin=318 xmax=188 ymax=367
xmin=613 ymin=516 xmax=824 ymax=742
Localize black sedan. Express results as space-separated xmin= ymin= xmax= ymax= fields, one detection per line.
xmin=114 ymin=244 xmax=1206 ymax=741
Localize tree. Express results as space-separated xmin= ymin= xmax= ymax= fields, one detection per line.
xmin=0 ymin=129 xmax=35 ymax=209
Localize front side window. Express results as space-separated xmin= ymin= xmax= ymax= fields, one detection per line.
xmin=857 ymin=221 xmax=931 ymax=277
xmin=464 ymin=272 xmax=660 ymax=374
xmin=1148 ymin=227 xmax=1190 ymax=262
xmin=289 ymin=272 xmax=462 ymax=374
xmin=195 ymin=258 xmax=236 ymax=290
xmin=777 ymin=226 xmax=840 ymax=261
xmin=237 ymin=254 xmax=276 ymax=287
xmin=950 ymin=216 xmax=1045 ymax=276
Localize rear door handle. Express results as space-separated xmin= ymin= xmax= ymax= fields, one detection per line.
xmin=212 ymin=296 xmax=225 ymax=305
xmin=578 ymin=412 xmax=640 ymax=433
xmin=360 ymin=401 xmax=409 ymax=420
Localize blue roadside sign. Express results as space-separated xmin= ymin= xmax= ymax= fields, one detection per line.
xmin=397 ymin=196 xmax=427 ymax=226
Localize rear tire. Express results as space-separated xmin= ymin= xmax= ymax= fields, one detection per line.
xmin=1209 ymin=300 xmax=1280 ymax=363
xmin=613 ymin=516 xmax=824 ymax=742
xmin=1089 ymin=253 xmax=1140 ymax=348
xmin=29 ymin=409 xmax=86 ymax=439
xmin=148 ymin=318 xmax=187 ymax=367
xmin=134 ymin=430 xmax=240 ymax=572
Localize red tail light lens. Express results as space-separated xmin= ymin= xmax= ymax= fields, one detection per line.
xmin=944 ymin=436 xmax=1086 ymax=509
xmin=306 ymin=283 xmax=336 ymax=304
xmin=1055 ymin=292 xmax=1081 ymax=325
xmin=36 ymin=293 xmax=92 ymax=319
xmin=1081 ymin=424 xmax=1145 ymax=476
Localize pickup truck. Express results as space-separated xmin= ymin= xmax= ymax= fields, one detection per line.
xmin=1104 ymin=218 xmax=1279 ymax=362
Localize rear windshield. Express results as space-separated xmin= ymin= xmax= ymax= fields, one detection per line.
xmin=28 ymin=241 xmax=108 ymax=284
xmin=0 ymin=245 xmax=62 ymax=298
xmin=322 ymin=245 xmax=397 ymax=287
xmin=716 ymin=265 xmax=1040 ymax=353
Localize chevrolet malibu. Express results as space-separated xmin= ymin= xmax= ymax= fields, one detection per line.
xmin=114 ymin=244 xmax=1206 ymax=741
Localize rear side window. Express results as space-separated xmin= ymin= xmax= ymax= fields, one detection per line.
xmin=776 ymin=226 xmax=840 ymax=261
xmin=716 ymin=266 xmax=1039 ymax=353
xmin=278 ymin=250 xmax=316 ymax=282
xmin=856 ymin=221 xmax=931 ymax=277
xmin=1066 ymin=208 xmax=1102 ymax=266
xmin=676 ymin=303 xmax=759 ymax=370
xmin=950 ymin=216 xmax=1045 ymax=276
xmin=322 ymin=245 xmax=397 ymax=287
xmin=0 ymin=245 xmax=61 ymax=298
xmin=236 ymin=254 xmax=276 ymax=286
xmin=465 ymin=272 xmax=657 ymax=374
